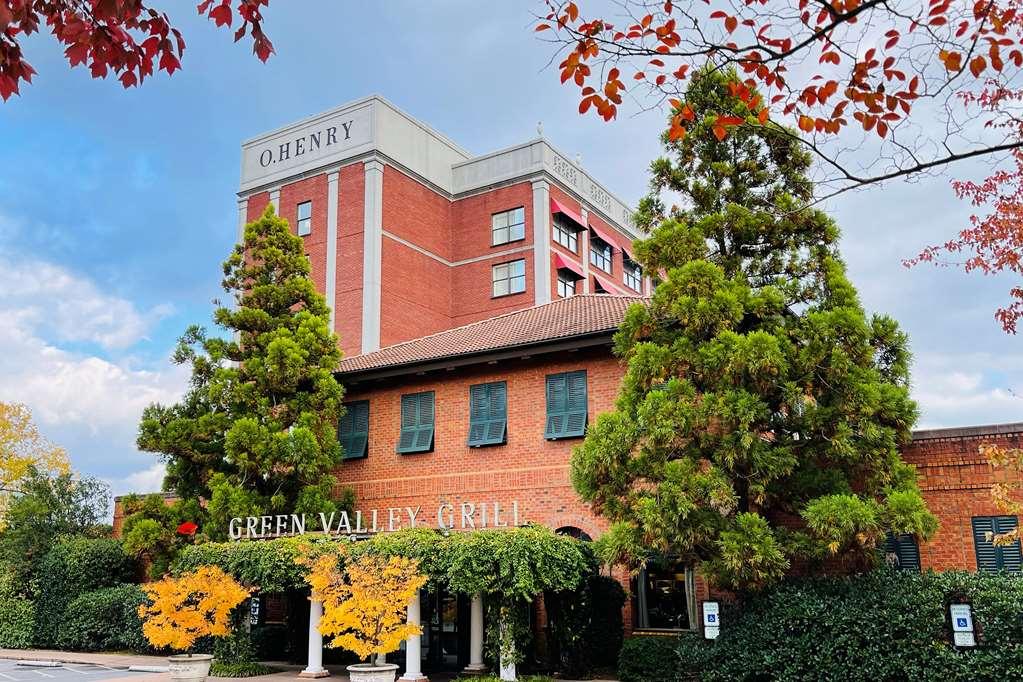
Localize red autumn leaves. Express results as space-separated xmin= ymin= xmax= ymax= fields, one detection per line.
xmin=0 ymin=0 xmax=275 ymax=101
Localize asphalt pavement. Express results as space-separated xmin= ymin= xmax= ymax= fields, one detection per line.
xmin=0 ymin=661 xmax=143 ymax=682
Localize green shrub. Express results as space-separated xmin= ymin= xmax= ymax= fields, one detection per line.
xmin=0 ymin=596 xmax=35 ymax=649
xmin=549 ymin=575 xmax=626 ymax=677
xmin=618 ymin=634 xmax=682 ymax=682
xmin=213 ymin=626 xmax=257 ymax=665
xmin=209 ymin=662 xmax=280 ymax=677
xmin=648 ymin=570 xmax=1023 ymax=682
xmin=250 ymin=623 xmax=291 ymax=661
xmin=172 ymin=538 xmax=307 ymax=593
xmin=33 ymin=537 xmax=135 ymax=647
xmin=55 ymin=584 xmax=148 ymax=652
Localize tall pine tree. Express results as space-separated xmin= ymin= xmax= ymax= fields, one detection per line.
xmin=138 ymin=206 xmax=348 ymax=539
xmin=572 ymin=69 xmax=937 ymax=591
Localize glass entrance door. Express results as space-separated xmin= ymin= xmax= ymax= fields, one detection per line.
xmin=421 ymin=588 xmax=469 ymax=672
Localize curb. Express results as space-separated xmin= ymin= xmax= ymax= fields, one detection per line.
xmin=129 ymin=666 xmax=170 ymax=673
xmin=15 ymin=661 xmax=62 ymax=668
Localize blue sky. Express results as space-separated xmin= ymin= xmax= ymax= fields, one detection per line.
xmin=0 ymin=1 xmax=1019 ymax=496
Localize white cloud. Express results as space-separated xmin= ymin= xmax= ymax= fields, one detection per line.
xmin=912 ymin=353 xmax=1023 ymax=429
xmin=0 ymin=252 xmax=187 ymax=488
xmin=110 ymin=462 xmax=167 ymax=497
xmin=0 ymin=254 xmax=172 ymax=350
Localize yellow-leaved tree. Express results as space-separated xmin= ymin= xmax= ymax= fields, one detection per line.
xmin=0 ymin=402 xmax=70 ymax=524
xmin=982 ymin=443 xmax=1023 ymax=545
xmin=138 ymin=565 xmax=251 ymax=653
xmin=305 ymin=548 xmax=427 ymax=662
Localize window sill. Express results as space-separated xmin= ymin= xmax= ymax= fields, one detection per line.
xmin=491 ymin=290 xmax=528 ymax=300
xmin=632 ymin=628 xmax=698 ymax=636
xmin=492 ymin=237 xmax=527 ymax=248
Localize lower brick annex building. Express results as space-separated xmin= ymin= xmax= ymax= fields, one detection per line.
xmin=116 ymin=97 xmax=1022 ymax=678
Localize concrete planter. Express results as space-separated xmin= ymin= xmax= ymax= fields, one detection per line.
xmin=346 ymin=662 xmax=399 ymax=682
xmin=168 ymin=654 xmax=214 ymax=682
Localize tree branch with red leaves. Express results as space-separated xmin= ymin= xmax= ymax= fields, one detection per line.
xmin=0 ymin=0 xmax=274 ymax=101
xmin=538 ymin=0 xmax=1023 ymax=332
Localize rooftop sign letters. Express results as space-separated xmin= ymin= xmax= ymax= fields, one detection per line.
xmin=228 ymin=499 xmax=521 ymax=540
xmin=256 ymin=120 xmax=354 ymax=168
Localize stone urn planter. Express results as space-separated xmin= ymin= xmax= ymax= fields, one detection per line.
xmin=346 ymin=662 xmax=399 ymax=682
xmin=168 ymin=654 xmax=214 ymax=682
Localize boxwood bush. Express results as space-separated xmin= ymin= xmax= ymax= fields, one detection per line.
xmin=0 ymin=596 xmax=35 ymax=649
xmin=55 ymin=584 xmax=148 ymax=652
xmin=33 ymin=537 xmax=135 ymax=647
xmin=618 ymin=634 xmax=684 ymax=682
xmin=619 ymin=570 xmax=1023 ymax=682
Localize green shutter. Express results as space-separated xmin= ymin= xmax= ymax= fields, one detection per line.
xmin=468 ymin=382 xmax=507 ymax=447
xmin=996 ymin=516 xmax=1022 ymax=572
xmin=545 ymin=371 xmax=587 ymax=439
xmin=881 ymin=532 xmax=920 ymax=572
xmin=398 ymin=391 xmax=434 ymax=454
xmin=339 ymin=400 xmax=369 ymax=460
xmin=973 ymin=516 xmax=1000 ymax=571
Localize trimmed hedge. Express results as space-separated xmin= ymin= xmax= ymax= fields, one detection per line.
xmin=209 ymin=662 xmax=279 ymax=677
xmin=618 ymin=634 xmax=684 ymax=682
xmin=619 ymin=570 xmax=1023 ymax=682
xmin=33 ymin=537 xmax=135 ymax=647
xmin=55 ymin=584 xmax=148 ymax=652
xmin=0 ymin=596 xmax=35 ymax=649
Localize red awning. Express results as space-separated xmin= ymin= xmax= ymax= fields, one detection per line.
xmin=589 ymin=222 xmax=621 ymax=250
xmin=592 ymin=272 xmax=624 ymax=295
xmin=550 ymin=198 xmax=585 ymax=228
xmin=554 ymin=252 xmax=584 ymax=279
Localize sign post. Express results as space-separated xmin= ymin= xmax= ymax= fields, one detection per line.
xmin=702 ymin=601 xmax=720 ymax=640
xmin=949 ymin=603 xmax=976 ymax=648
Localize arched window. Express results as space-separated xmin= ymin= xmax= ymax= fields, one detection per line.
xmin=554 ymin=526 xmax=592 ymax=542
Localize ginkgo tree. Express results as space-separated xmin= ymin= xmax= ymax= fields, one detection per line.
xmin=0 ymin=0 xmax=275 ymax=100
xmin=0 ymin=402 xmax=70 ymax=521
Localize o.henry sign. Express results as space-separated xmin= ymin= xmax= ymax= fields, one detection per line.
xmin=229 ymin=500 xmax=521 ymax=540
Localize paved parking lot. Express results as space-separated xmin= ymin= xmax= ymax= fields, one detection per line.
xmin=0 ymin=661 xmax=143 ymax=682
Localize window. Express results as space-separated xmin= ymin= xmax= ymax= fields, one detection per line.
xmin=492 ymin=259 xmax=526 ymax=297
xmin=624 ymin=258 xmax=642 ymax=291
xmin=468 ymin=381 xmax=507 ymax=447
xmin=881 ymin=532 xmax=921 ymax=572
xmin=590 ymin=235 xmax=613 ymax=273
xmin=972 ymin=516 xmax=1022 ymax=572
xmin=338 ymin=400 xmax=369 ymax=460
xmin=634 ymin=558 xmax=696 ymax=630
xmin=397 ymin=391 xmax=435 ymax=454
xmin=553 ymin=214 xmax=580 ymax=252
xmin=544 ymin=370 xmax=587 ymax=439
xmin=492 ymin=207 xmax=525 ymax=245
xmin=557 ymin=272 xmax=579 ymax=298
xmin=297 ymin=201 xmax=312 ymax=237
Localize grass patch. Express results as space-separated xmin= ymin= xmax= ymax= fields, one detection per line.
xmin=209 ymin=662 xmax=280 ymax=677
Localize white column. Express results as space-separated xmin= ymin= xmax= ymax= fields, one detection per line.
xmin=325 ymin=170 xmax=340 ymax=334
xmin=237 ymin=198 xmax=248 ymax=242
xmin=361 ymin=159 xmax=384 ymax=353
xmin=498 ymin=616 xmax=516 ymax=682
xmin=579 ymin=207 xmax=591 ymax=293
xmin=463 ymin=593 xmax=487 ymax=675
xmin=399 ymin=591 xmax=427 ymax=682
xmin=531 ymin=179 xmax=551 ymax=305
xmin=299 ymin=599 xmax=328 ymax=678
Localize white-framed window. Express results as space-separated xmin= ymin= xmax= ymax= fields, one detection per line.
xmin=633 ymin=558 xmax=697 ymax=631
xmin=492 ymin=259 xmax=526 ymax=297
xmin=297 ymin=201 xmax=312 ymax=237
xmin=624 ymin=258 xmax=642 ymax=291
xmin=590 ymin=235 xmax=613 ymax=273
xmin=557 ymin=273 xmax=578 ymax=298
xmin=553 ymin=214 xmax=580 ymax=252
xmin=492 ymin=207 xmax=526 ymax=246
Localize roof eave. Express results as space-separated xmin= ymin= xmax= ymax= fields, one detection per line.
xmin=336 ymin=329 xmax=617 ymax=385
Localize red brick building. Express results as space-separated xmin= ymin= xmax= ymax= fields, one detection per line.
xmin=220 ymin=96 xmax=1023 ymax=676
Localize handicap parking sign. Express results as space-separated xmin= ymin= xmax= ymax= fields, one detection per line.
xmin=707 ymin=614 xmax=717 ymax=623
xmin=956 ymin=617 xmax=968 ymax=628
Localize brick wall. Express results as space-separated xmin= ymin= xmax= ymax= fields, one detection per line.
xmin=904 ymin=425 xmax=1023 ymax=571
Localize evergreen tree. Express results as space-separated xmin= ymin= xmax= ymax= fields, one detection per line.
xmin=138 ymin=206 xmax=348 ymax=539
xmin=572 ymin=69 xmax=937 ymax=591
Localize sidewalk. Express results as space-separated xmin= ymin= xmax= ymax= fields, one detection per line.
xmin=0 ymin=650 xmax=168 ymax=670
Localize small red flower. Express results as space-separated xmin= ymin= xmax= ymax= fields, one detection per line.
xmin=177 ymin=521 xmax=198 ymax=536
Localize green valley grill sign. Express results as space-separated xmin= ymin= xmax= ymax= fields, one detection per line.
xmin=229 ymin=500 xmax=522 ymax=540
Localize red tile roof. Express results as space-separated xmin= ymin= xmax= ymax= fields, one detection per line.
xmin=338 ymin=294 xmax=646 ymax=375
